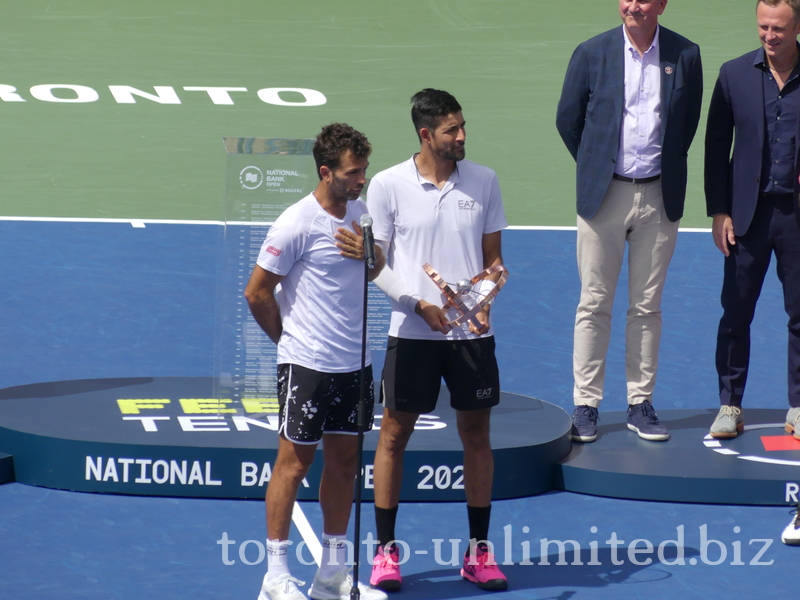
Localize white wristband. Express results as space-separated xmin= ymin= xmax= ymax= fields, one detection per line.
xmin=372 ymin=241 xmax=421 ymax=313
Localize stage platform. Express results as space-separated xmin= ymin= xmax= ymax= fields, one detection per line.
xmin=3 ymin=378 xmax=799 ymax=506
xmin=0 ymin=377 xmax=572 ymax=501
xmin=0 ymin=452 xmax=13 ymax=484
xmin=559 ymin=408 xmax=800 ymax=506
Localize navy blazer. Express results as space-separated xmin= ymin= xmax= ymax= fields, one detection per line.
xmin=556 ymin=25 xmax=703 ymax=222
xmin=705 ymin=48 xmax=800 ymax=236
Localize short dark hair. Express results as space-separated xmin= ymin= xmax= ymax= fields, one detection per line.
xmin=410 ymin=89 xmax=462 ymax=142
xmin=758 ymin=0 xmax=800 ymax=20
xmin=312 ymin=123 xmax=371 ymax=180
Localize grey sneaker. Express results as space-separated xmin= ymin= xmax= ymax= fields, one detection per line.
xmin=571 ymin=405 xmax=599 ymax=442
xmin=710 ymin=405 xmax=744 ymax=439
xmin=785 ymin=407 xmax=800 ymax=440
xmin=308 ymin=568 xmax=387 ymax=600
xmin=259 ymin=574 xmax=308 ymax=600
xmin=626 ymin=401 xmax=669 ymax=441
xmin=782 ymin=504 xmax=800 ymax=546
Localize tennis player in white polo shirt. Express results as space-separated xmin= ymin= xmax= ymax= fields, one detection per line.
xmin=367 ymin=89 xmax=509 ymax=592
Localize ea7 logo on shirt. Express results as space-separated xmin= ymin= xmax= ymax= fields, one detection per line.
xmin=476 ymin=388 xmax=493 ymax=399
xmin=458 ymin=199 xmax=476 ymax=210
xmin=266 ymin=246 xmax=282 ymax=257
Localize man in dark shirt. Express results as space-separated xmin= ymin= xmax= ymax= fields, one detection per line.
xmin=705 ymin=0 xmax=800 ymax=440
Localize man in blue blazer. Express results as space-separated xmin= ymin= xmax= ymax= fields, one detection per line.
xmin=705 ymin=0 xmax=800 ymax=441
xmin=556 ymin=0 xmax=703 ymax=443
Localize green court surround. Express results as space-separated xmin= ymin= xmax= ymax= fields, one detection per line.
xmin=2 ymin=1 xmax=757 ymax=226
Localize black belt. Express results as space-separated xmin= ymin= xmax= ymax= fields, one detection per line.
xmin=613 ymin=173 xmax=661 ymax=184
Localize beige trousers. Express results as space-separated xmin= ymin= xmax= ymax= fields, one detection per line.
xmin=573 ymin=178 xmax=679 ymax=408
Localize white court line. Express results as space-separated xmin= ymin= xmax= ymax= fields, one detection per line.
xmin=0 ymin=216 xmax=225 ymax=227
xmin=0 ymin=216 xmax=711 ymax=232
xmin=507 ymin=225 xmax=713 ymax=233
xmin=292 ymin=501 xmax=322 ymax=566
xmin=506 ymin=225 xmax=577 ymax=231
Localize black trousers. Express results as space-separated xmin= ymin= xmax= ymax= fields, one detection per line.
xmin=717 ymin=193 xmax=800 ymax=408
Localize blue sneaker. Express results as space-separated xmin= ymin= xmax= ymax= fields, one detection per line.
xmin=571 ymin=405 xmax=599 ymax=442
xmin=627 ymin=401 xmax=669 ymax=441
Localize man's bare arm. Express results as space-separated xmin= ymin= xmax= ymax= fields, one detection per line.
xmin=471 ymin=231 xmax=504 ymax=335
xmin=244 ymin=265 xmax=285 ymax=344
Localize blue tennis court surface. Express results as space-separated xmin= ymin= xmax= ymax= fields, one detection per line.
xmin=0 ymin=221 xmax=785 ymax=409
xmin=0 ymin=220 xmax=795 ymax=599
xmin=1 ymin=481 xmax=795 ymax=599
xmin=3 ymin=2 xmax=797 ymax=597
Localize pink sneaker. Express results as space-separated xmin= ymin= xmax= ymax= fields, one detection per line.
xmin=461 ymin=545 xmax=508 ymax=591
xmin=370 ymin=545 xmax=402 ymax=592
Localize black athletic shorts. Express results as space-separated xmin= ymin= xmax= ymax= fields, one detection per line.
xmin=277 ymin=363 xmax=375 ymax=444
xmin=380 ymin=336 xmax=500 ymax=414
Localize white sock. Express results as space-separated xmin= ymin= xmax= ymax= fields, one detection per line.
xmin=266 ymin=538 xmax=292 ymax=583
xmin=320 ymin=533 xmax=348 ymax=579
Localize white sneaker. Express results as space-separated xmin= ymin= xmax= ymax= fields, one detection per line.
xmin=308 ymin=568 xmax=388 ymax=600
xmin=258 ymin=573 xmax=308 ymax=600
xmin=782 ymin=505 xmax=800 ymax=546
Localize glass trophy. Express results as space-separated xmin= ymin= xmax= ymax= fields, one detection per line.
xmin=213 ymin=138 xmax=317 ymax=411
xmin=213 ymin=138 xmax=391 ymax=415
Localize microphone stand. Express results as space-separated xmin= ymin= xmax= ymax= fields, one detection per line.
xmin=351 ymin=236 xmax=371 ymax=600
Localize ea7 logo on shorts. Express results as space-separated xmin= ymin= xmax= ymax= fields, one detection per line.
xmin=266 ymin=246 xmax=282 ymax=257
xmin=458 ymin=199 xmax=476 ymax=210
xmin=476 ymin=388 xmax=493 ymax=399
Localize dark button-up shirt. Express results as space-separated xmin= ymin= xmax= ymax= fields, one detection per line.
xmin=758 ymin=47 xmax=800 ymax=195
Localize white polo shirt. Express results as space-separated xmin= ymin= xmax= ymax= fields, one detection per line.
xmin=367 ymin=156 xmax=507 ymax=341
xmin=256 ymin=193 xmax=370 ymax=372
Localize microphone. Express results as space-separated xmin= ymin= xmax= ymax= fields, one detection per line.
xmin=360 ymin=213 xmax=376 ymax=269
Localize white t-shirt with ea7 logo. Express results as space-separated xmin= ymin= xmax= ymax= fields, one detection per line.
xmin=256 ymin=193 xmax=370 ymax=372
xmin=367 ymin=156 xmax=507 ymax=341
